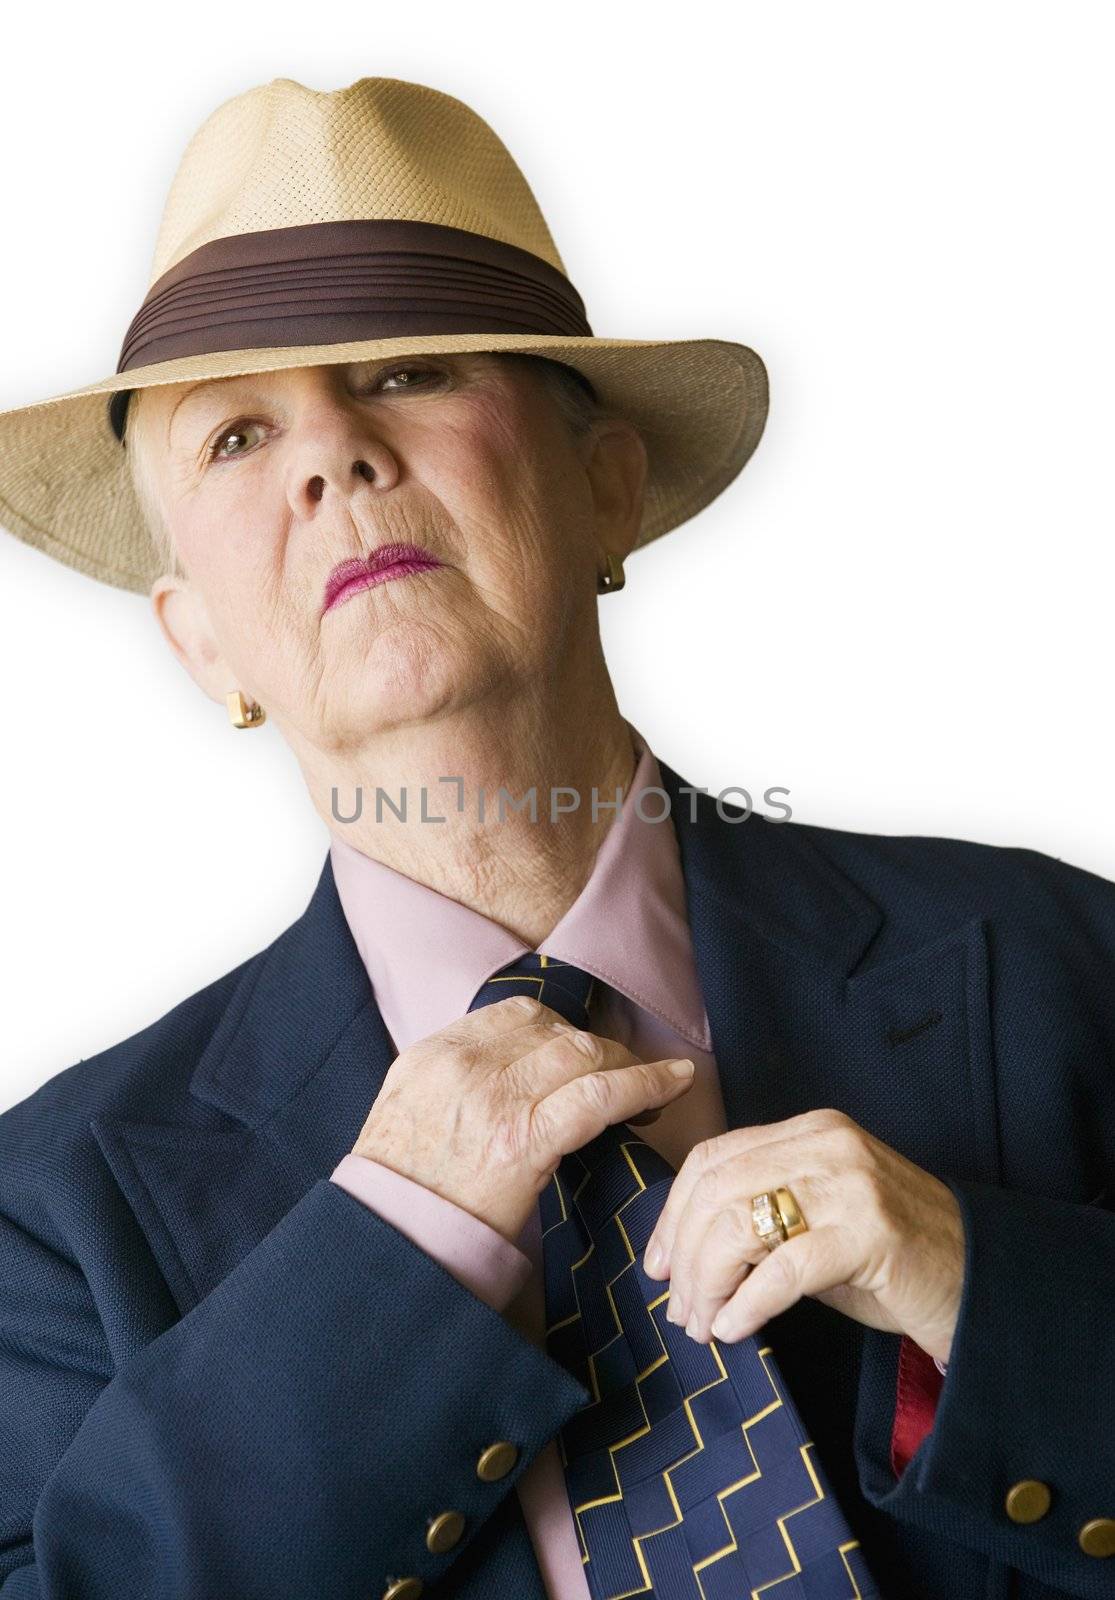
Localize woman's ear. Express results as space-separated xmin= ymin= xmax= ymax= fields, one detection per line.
xmin=582 ymin=417 xmax=648 ymax=565
xmin=149 ymin=573 xmax=234 ymax=706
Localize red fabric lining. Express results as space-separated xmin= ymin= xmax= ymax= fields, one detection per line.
xmin=891 ymin=1334 xmax=945 ymax=1476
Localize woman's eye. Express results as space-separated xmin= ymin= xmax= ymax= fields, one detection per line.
xmin=374 ymin=364 xmax=445 ymax=392
xmin=209 ymin=420 xmax=265 ymax=461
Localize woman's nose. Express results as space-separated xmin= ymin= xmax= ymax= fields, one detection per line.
xmin=287 ymin=420 xmax=400 ymax=517
xmin=305 ymin=457 xmax=378 ymax=504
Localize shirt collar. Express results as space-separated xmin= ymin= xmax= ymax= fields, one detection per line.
xmin=327 ymin=719 xmax=712 ymax=1054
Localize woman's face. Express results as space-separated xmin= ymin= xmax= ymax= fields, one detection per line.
xmin=142 ymin=353 xmax=645 ymax=751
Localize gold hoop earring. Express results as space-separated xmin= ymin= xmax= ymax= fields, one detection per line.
xmin=597 ymin=553 xmax=626 ymax=594
xmin=226 ymin=690 xmax=267 ymax=729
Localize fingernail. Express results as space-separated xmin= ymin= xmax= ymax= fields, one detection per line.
xmin=710 ymin=1310 xmax=731 ymax=1339
xmin=668 ymin=1058 xmax=695 ymax=1078
xmin=644 ymin=1238 xmax=665 ymax=1275
xmin=685 ymin=1313 xmax=704 ymax=1341
xmin=667 ymin=1293 xmax=684 ymax=1324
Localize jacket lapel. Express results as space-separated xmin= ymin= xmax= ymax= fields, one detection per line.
xmin=655 ymin=758 xmax=1001 ymax=1188
xmin=92 ymin=854 xmax=398 ymax=1314
xmin=93 ymin=760 xmax=1002 ymax=1323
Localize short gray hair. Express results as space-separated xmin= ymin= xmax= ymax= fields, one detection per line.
xmin=125 ymin=386 xmax=186 ymax=580
xmin=124 ymin=352 xmax=609 ymax=579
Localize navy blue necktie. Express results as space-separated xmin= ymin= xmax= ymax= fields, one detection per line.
xmin=468 ymin=953 xmax=880 ymax=1599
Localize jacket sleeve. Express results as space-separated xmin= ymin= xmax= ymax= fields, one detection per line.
xmin=855 ymin=1173 xmax=1115 ymax=1599
xmin=0 ymin=1175 xmax=590 ymax=1600
xmin=330 ymin=1152 xmax=533 ymax=1311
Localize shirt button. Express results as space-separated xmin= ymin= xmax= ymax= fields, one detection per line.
xmin=1079 ymin=1519 xmax=1115 ymax=1557
xmin=476 ymin=1440 xmax=519 ymax=1481
xmin=426 ymin=1510 xmax=466 ymax=1553
xmin=1004 ymin=1480 xmax=1052 ymax=1523
xmin=381 ymin=1579 xmax=423 ymax=1600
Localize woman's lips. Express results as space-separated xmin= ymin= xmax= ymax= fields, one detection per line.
xmin=323 ymin=544 xmax=443 ymax=614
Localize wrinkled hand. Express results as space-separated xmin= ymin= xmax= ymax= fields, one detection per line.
xmin=641 ymin=1109 xmax=965 ymax=1364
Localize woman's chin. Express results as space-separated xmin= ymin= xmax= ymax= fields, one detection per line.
xmin=333 ymin=669 xmax=477 ymax=732
xmin=361 ymin=632 xmax=492 ymax=703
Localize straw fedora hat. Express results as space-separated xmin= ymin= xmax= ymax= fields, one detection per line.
xmin=0 ymin=75 xmax=769 ymax=595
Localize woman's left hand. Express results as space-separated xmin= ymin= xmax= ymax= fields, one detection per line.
xmin=641 ymin=1108 xmax=965 ymax=1365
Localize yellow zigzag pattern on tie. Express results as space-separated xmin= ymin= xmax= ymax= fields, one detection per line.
xmin=477 ymin=953 xmax=597 ymax=1017
xmin=544 ymin=1143 xmax=868 ymax=1600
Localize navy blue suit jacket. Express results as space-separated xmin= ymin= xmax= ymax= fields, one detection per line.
xmin=3 ymin=759 xmax=1115 ymax=1600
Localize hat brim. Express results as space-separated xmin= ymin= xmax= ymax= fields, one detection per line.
xmin=0 ymin=331 xmax=768 ymax=595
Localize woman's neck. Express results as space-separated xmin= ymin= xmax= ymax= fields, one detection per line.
xmin=303 ymin=691 xmax=639 ymax=947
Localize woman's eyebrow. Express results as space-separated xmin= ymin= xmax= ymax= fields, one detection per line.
xmin=166 ymin=379 xmax=266 ymax=442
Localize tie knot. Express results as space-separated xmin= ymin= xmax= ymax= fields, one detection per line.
xmin=467 ymin=953 xmax=596 ymax=1030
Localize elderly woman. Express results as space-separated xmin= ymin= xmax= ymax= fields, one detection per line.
xmin=2 ymin=74 xmax=1115 ymax=1600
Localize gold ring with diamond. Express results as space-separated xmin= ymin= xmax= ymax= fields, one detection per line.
xmin=751 ymin=1187 xmax=809 ymax=1250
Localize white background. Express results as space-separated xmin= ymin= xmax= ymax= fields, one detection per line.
xmin=1 ymin=3 xmax=1111 ymax=1113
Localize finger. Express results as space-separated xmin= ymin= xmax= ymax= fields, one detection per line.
xmin=536 ymin=1052 xmax=695 ymax=1159
xmin=447 ymin=994 xmax=623 ymax=1049
xmin=665 ymin=1160 xmax=791 ymax=1332
xmin=644 ymin=1117 xmax=838 ymax=1279
xmin=434 ymin=993 xmax=560 ymax=1046
xmin=657 ymin=1131 xmax=831 ymax=1328
xmin=673 ymin=1199 xmax=762 ymax=1337
xmin=705 ymin=1227 xmax=856 ymax=1344
xmin=508 ymin=1024 xmax=643 ymax=1099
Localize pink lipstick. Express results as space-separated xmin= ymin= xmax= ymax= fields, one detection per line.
xmin=322 ymin=542 xmax=443 ymax=615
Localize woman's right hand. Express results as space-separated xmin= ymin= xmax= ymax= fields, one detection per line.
xmin=350 ymin=994 xmax=696 ymax=1244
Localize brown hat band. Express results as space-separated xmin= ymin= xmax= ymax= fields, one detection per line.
xmin=109 ymin=217 xmax=594 ymax=440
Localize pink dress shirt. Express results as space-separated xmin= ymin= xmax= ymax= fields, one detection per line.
xmin=326 ymin=719 xmax=941 ymax=1598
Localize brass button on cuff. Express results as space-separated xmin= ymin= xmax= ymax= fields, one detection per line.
xmin=381 ymin=1578 xmax=423 ymax=1600
xmin=1005 ymin=1480 xmax=1052 ymax=1523
xmin=476 ymin=1440 xmax=519 ymax=1481
xmin=1079 ymin=1518 xmax=1115 ymax=1558
xmin=426 ymin=1510 xmax=466 ymax=1554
